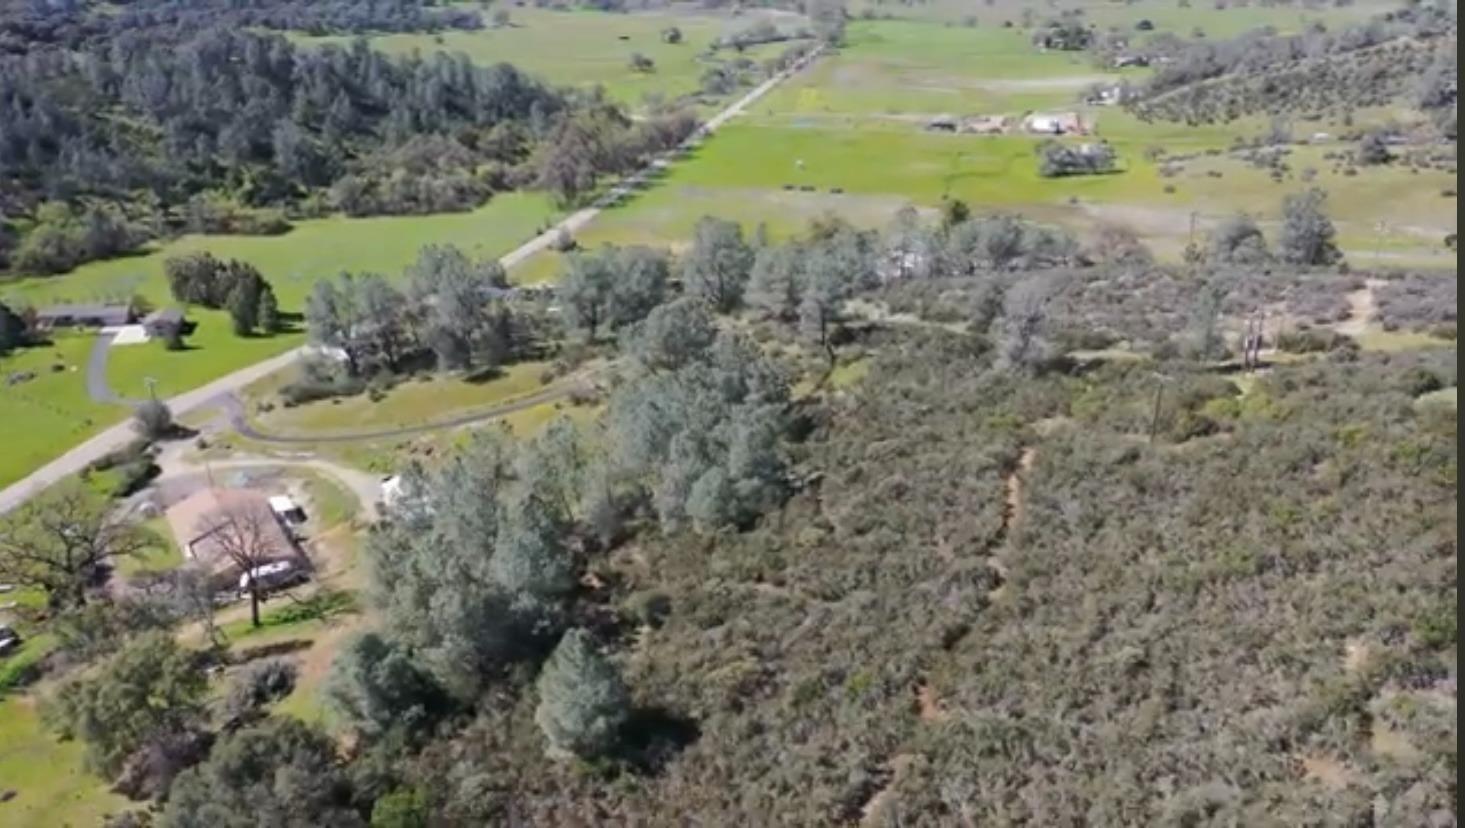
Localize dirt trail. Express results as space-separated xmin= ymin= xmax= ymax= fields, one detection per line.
xmin=1335 ymin=278 xmax=1386 ymax=337
xmin=1003 ymin=447 xmax=1037 ymax=531
xmin=859 ymin=753 xmax=917 ymax=826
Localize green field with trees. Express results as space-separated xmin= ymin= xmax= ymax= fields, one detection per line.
xmin=0 ymin=1 xmax=1455 ymax=825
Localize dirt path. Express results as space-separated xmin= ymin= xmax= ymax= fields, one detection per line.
xmin=219 ymin=367 xmax=603 ymax=445
xmin=1335 ymin=278 xmax=1385 ymax=337
xmin=1004 ymin=447 xmax=1037 ymax=531
xmin=859 ymin=753 xmax=917 ymax=826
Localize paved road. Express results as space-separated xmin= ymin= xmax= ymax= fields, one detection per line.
xmin=0 ymin=47 xmax=822 ymax=515
xmin=0 ymin=347 xmax=304 ymax=514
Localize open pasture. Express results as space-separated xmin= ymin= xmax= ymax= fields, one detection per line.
xmin=848 ymin=0 xmax=1395 ymax=36
xmin=292 ymin=6 xmax=809 ymax=109
xmin=512 ymin=15 xmax=1455 ymax=279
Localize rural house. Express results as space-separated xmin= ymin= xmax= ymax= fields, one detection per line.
xmin=1024 ymin=111 xmax=1088 ymax=135
xmin=33 ymin=303 xmax=134 ymax=329
xmin=166 ymin=488 xmax=298 ymax=572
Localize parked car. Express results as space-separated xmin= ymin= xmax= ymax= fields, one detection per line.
xmin=0 ymin=625 xmax=21 ymax=657
xmin=238 ymin=561 xmax=308 ymax=598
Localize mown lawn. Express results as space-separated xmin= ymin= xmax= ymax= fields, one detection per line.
xmin=291 ymin=6 xmax=804 ymax=109
xmin=0 ymin=695 xmax=131 ymax=828
xmin=0 ymin=334 xmax=125 ymax=489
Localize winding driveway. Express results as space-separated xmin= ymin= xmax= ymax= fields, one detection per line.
xmin=0 ymin=46 xmax=822 ymax=515
xmin=220 ymin=366 xmax=603 ymax=445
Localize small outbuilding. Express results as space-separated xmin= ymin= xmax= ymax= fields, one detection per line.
xmin=142 ymin=308 xmax=185 ymax=337
xmin=1024 ymin=111 xmax=1088 ymax=135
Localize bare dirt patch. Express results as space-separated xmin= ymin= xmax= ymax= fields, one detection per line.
xmin=1298 ymin=754 xmax=1359 ymax=789
xmin=915 ymin=681 xmax=947 ymax=723
xmin=1335 ymin=278 xmax=1384 ymax=337
xmin=1342 ymin=638 xmax=1371 ymax=674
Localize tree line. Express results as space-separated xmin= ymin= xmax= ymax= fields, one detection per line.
xmin=0 ymin=23 xmax=698 ymax=275
xmin=0 ymin=0 xmax=484 ymax=55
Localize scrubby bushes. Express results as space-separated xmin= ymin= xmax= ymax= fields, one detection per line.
xmin=1375 ymin=273 xmax=1458 ymax=333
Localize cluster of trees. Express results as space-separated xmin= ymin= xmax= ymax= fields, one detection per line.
xmin=1 ymin=19 xmax=706 ymax=273
xmin=301 ymin=244 xmax=536 ymax=391
xmin=557 ymin=244 xmax=671 ymax=341
xmin=608 ymin=298 xmax=793 ymax=531
xmin=1031 ymin=17 xmax=1093 ymax=50
xmin=1128 ymin=6 xmax=1457 ymax=125
xmin=9 ymin=202 xmax=145 ymax=275
xmin=165 ymin=253 xmax=281 ymax=336
xmin=1205 ymin=188 xmax=1342 ymax=267
xmin=1036 ymin=140 xmax=1118 ymax=177
xmin=0 ymin=299 xmax=31 ymax=354
xmin=0 ymin=0 xmax=483 ymax=54
xmin=534 ymin=100 xmax=699 ymax=207
xmin=346 ymin=420 xmax=648 ymax=751
xmin=1141 ymin=5 xmax=1456 ymax=97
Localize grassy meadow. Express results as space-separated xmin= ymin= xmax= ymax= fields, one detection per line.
xmin=242 ymin=359 xmax=556 ymax=436
xmin=512 ymin=14 xmax=1456 ymax=280
xmin=849 ymin=0 xmax=1394 ymax=35
xmin=0 ymin=334 xmax=124 ymax=489
xmin=292 ymin=5 xmax=808 ymax=109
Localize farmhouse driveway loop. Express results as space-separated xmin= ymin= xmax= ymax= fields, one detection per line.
xmin=0 ymin=46 xmax=822 ymax=515
xmin=85 ymin=332 xmax=145 ymax=406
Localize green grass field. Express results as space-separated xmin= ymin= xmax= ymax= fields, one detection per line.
xmin=245 ymin=359 xmax=555 ymax=436
xmin=511 ymin=16 xmax=1455 ymax=279
xmin=849 ymin=0 xmax=1391 ymax=36
xmin=293 ymin=6 xmax=806 ymax=109
xmin=0 ymin=334 xmax=125 ymax=489
xmin=0 ymin=696 xmax=131 ymax=828
xmin=0 ymin=193 xmax=556 ymax=488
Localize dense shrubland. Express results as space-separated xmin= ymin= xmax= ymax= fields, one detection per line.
xmin=1126 ymin=5 xmax=1457 ymax=125
xmin=12 ymin=203 xmax=1456 ymax=825
xmin=339 ymin=321 xmax=1454 ymax=824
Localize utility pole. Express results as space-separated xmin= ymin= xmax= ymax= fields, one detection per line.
xmin=1148 ymin=372 xmax=1169 ymax=444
